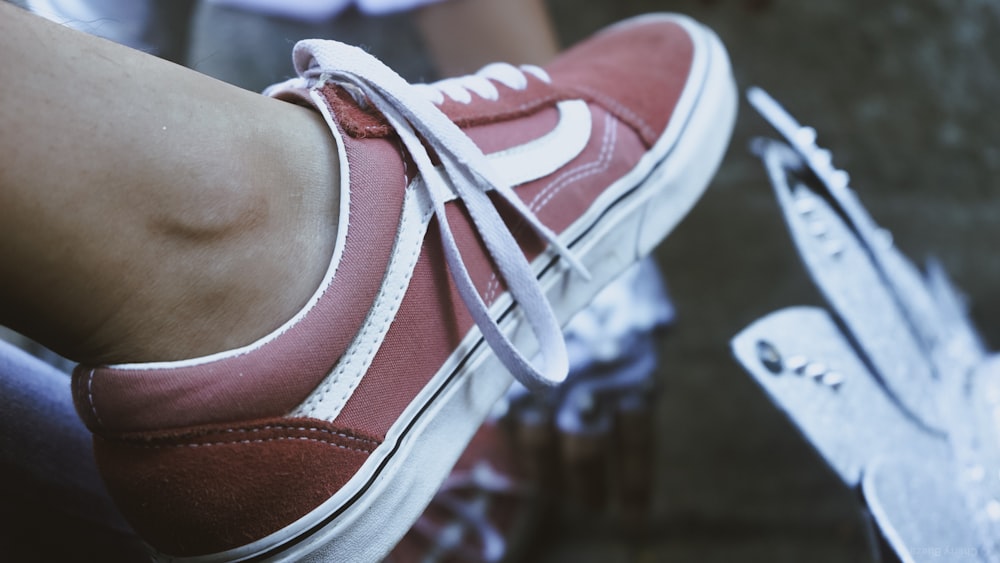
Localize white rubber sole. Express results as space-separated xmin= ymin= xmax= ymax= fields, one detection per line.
xmin=162 ymin=13 xmax=737 ymax=563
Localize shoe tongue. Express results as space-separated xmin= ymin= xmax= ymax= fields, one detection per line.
xmin=319 ymin=85 xmax=394 ymax=139
xmin=316 ymin=75 xmax=565 ymax=149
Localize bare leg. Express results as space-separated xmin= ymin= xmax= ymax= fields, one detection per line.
xmin=415 ymin=0 xmax=560 ymax=76
xmin=0 ymin=3 xmax=340 ymax=366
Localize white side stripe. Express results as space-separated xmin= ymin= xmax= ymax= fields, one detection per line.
xmin=295 ymin=99 xmax=592 ymax=422
xmin=489 ymin=100 xmax=591 ymax=188
xmin=293 ymin=183 xmax=434 ymax=421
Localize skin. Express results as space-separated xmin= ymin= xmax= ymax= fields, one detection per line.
xmin=0 ymin=2 xmax=340 ymax=365
xmin=0 ymin=0 xmax=560 ymax=367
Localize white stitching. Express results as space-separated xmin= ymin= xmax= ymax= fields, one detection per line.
xmin=86 ymin=368 xmax=105 ymax=428
xmin=528 ymin=113 xmax=616 ymax=210
xmin=118 ymin=435 xmax=375 ymax=454
xmin=219 ymin=425 xmax=379 ymax=445
xmin=483 ymin=113 xmax=617 ymax=302
xmin=572 ymin=86 xmax=656 ymax=142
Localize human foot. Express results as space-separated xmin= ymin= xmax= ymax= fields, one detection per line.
xmin=73 ymin=13 xmax=736 ymax=562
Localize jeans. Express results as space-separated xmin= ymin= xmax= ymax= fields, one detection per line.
xmin=0 ymin=339 xmax=146 ymax=562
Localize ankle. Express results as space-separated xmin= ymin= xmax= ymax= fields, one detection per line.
xmin=85 ymin=103 xmax=341 ymax=365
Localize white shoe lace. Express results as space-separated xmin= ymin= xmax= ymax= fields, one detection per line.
xmin=289 ymin=40 xmax=590 ymax=390
xmin=412 ymin=62 xmax=551 ymax=105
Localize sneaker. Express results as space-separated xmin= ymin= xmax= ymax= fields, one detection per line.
xmin=72 ymin=13 xmax=736 ymax=562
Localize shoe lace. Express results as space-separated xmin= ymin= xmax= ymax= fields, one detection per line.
xmin=290 ymin=40 xmax=589 ymax=390
xmin=412 ymin=62 xmax=552 ymax=105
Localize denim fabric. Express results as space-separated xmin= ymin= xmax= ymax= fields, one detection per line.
xmin=0 ymin=339 xmax=146 ymax=562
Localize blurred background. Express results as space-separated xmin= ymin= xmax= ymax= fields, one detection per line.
xmin=9 ymin=0 xmax=1000 ymax=560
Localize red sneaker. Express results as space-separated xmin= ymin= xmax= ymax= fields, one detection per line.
xmin=72 ymin=13 xmax=735 ymax=562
